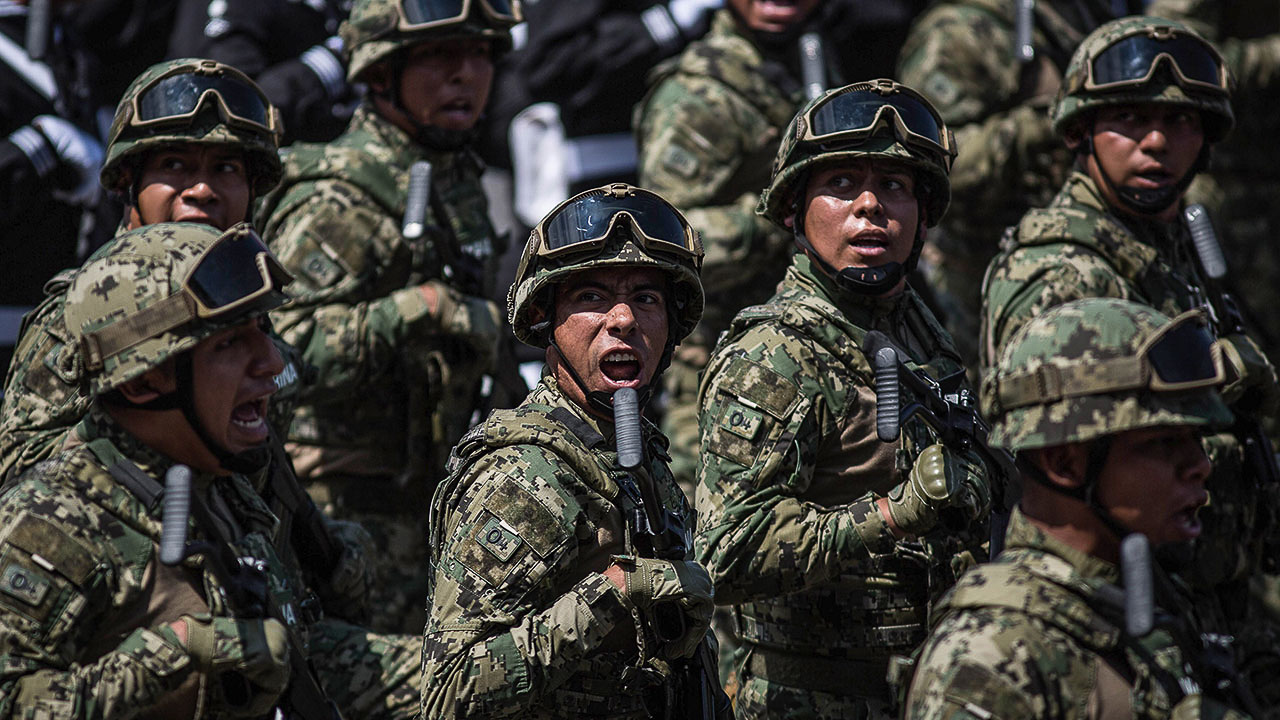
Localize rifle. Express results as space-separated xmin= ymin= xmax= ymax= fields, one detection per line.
xmin=613 ymin=388 xmax=731 ymax=720
xmin=1183 ymin=204 xmax=1280 ymax=573
xmin=161 ymin=465 xmax=343 ymax=720
xmin=861 ymin=330 xmax=1019 ymax=556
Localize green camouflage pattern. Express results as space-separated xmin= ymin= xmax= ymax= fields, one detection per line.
xmin=100 ymin=59 xmax=283 ymax=196
xmin=634 ymin=8 xmax=799 ymax=494
xmin=422 ymin=374 xmax=692 ymax=718
xmin=257 ymin=104 xmax=501 ymax=633
xmin=695 ymin=253 xmax=990 ymax=715
xmin=507 ymin=188 xmax=705 ymax=350
xmin=897 ymin=0 xmax=1105 ymax=367
xmin=905 ymin=508 xmax=1253 ymax=719
xmin=1050 ymin=16 xmax=1234 ymax=140
xmin=981 ymin=298 xmax=1232 ymax=452
xmin=340 ymin=0 xmax=518 ymax=82
xmin=0 ymin=408 xmax=419 ymax=720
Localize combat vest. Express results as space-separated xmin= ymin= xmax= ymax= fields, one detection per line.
xmin=709 ymin=258 xmax=985 ymax=691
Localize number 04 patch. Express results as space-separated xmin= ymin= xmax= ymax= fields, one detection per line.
xmin=720 ymin=402 xmax=764 ymax=441
xmin=476 ymin=515 xmax=523 ymax=562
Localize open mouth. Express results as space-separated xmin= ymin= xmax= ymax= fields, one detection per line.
xmin=850 ymin=233 xmax=890 ymax=254
xmin=1133 ymin=169 xmax=1174 ymax=187
xmin=600 ymin=350 xmax=642 ymax=384
xmin=1172 ymin=500 xmax=1205 ymax=539
xmin=230 ymin=397 xmax=269 ymax=434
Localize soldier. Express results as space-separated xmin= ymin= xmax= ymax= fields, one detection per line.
xmin=897 ymin=0 xmax=1138 ymax=367
xmin=257 ymin=0 xmax=520 ymax=634
xmin=907 ymin=298 xmax=1258 ymax=719
xmin=695 ymin=80 xmax=994 ymax=718
xmin=980 ymin=15 xmax=1280 ymax=706
xmin=422 ymin=183 xmax=727 ymax=719
xmin=0 ymin=222 xmax=417 ymax=719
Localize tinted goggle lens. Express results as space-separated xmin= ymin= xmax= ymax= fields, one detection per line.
xmin=809 ymin=89 xmax=944 ymax=147
xmin=187 ymin=231 xmax=288 ymax=314
xmin=1091 ymin=34 xmax=1224 ymax=88
xmin=542 ymin=191 xmax=692 ymax=255
xmin=1147 ymin=319 xmax=1220 ymax=387
xmin=401 ymin=0 xmax=515 ymax=24
xmin=137 ymin=72 xmax=270 ymax=127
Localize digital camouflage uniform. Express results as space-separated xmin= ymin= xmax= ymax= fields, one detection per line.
xmin=1147 ymin=0 xmax=1280 ymax=363
xmin=980 ymin=16 xmax=1280 ymax=711
xmin=908 ymin=298 xmax=1253 ymax=719
xmin=897 ymin=0 xmax=1125 ymax=366
xmin=696 ymin=253 xmax=989 ymax=718
xmin=635 ymin=8 xmax=803 ymax=490
xmin=259 ymin=77 xmax=504 ymax=634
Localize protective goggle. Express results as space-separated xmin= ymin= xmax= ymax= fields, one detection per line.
xmin=128 ymin=61 xmax=278 ymax=136
xmin=996 ymin=308 xmax=1226 ymax=410
xmin=517 ymin=184 xmax=702 ymax=282
xmin=799 ymin=79 xmax=956 ymax=164
xmin=395 ymin=0 xmax=521 ymax=31
xmin=1083 ymin=26 xmax=1229 ymax=94
xmin=81 ymin=225 xmax=293 ymax=371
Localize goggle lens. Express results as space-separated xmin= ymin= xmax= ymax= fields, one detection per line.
xmin=1091 ymin=33 xmax=1225 ymax=88
xmin=542 ymin=190 xmax=693 ymax=256
xmin=809 ymin=89 xmax=945 ymax=148
xmin=137 ymin=72 xmax=270 ymax=128
xmin=401 ymin=0 xmax=515 ymax=25
xmin=187 ymin=230 xmax=289 ymax=314
xmin=1146 ymin=318 xmax=1220 ymax=386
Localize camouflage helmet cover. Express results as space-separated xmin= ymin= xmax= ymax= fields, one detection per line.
xmin=758 ymin=79 xmax=954 ymax=229
xmin=65 ymin=222 xmax=292 ymax=398
xmin=1051 ymin=16 xmax=1234 ymax=141
xmin=341 ymin=0 xmax=521 ymax=82
xmin=100 ymin=59 xmax=283 ymax=196
xmin=508 ymin=185 xmax=705 ymax=349
xmin=980 ymin=298 xmax=1231 ymax=453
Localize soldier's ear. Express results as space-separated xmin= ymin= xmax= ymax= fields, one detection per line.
xmin=117 ymin=361 xmax=177 ymax=405
xmin=1063 ymin=121 xmax=1088 ymax=154
xmin=1033 ymin=443 xmax=1089 ymax=489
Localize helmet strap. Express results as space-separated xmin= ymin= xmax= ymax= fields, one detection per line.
xmin=1022 ymin=436 xmax=1133 ymax=540
xmin=171 ymin=353 xmax=271 ymax=475
xmin=1086 ymin=122 xmax=1198 ymax=217
xmin=790 ymin=196 xmax=922 ymax=297
xmin=545 ymin=333 xmax=652 ymax=417
xmin=377 ymin=54 xmax=479 ymax=152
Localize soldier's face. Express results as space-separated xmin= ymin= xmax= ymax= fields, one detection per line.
xmin=729 ymin=0 xmax=821 ymax=33
xmin=1096 ymin=426 xmax=1211 ymax=550
xmin=1078 ymin=103 xmax=1205 ymax=222
xmin=187 ymin=317 xmax=285 ymax=465
xmin=800 ymin=159 xmax=920 ymax=295
xmin=395 ymin=37 xmax=494 ymax=132
xmin=128 ymin=145 xmax=251 ymax=231
xmin=546 ymin=267 xmax=669 ymax=413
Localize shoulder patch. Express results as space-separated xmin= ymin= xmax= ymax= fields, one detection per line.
xmin=3 ymin=512 xmax=96 ymax=586
xmin=0 ymin=561 xmax=51 ymax=607
xmin=719 ymin=356 xmax=799 ymax=418
xmin=704 ymin=355 xmax=801 ymax=468
xmin=455 ymin=473 xmax=569 ymax=588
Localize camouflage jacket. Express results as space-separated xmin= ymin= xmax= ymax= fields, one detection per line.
xmin=897 ymin=0 xmax=1107 ymax=257
xmin=905 ymin=508 xmax=1253 ymax=719
xmin=635 ymin=8 xmax=799 ymax=349
xmin=258 ymin=103 xmax=500 ymax=484
xmin=422 ymin=375 xmax=692 ymax=719
xmin=694 ymin=254 xmax=988 ymax=685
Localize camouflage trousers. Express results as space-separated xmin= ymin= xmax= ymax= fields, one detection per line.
xmin=733 ymin=646 xmax=895 ymax=720
xmin=309 ymin=617 xmax=422 ymax=720
xmin=309 ymin=476 xmax=432 ymax=635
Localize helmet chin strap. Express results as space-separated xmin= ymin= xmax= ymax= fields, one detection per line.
xmin=531 ymin=318 xmax=653 ymax=417
xmin=790 ymin=201 xmax=924 ymax=297
xmin=1084 ymin=129 xmax=1205 ymax=217
xmin=128 ymin=354 xmax=271 ymax=474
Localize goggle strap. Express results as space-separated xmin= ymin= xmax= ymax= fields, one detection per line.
xmin=81 ymin=292 xmax=197 ymax=371
xmin=997 ymin=357 xmax=1149 ymax=409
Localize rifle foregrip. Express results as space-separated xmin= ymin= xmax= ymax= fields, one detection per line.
xmin=874 ymin=347 xmax=901 ymax=443
xmin=1184 ymin=204 xmax=1228 ymax=280
xmin=24 ymin=0 xmax=51 ymax=61
xmin=402 ymin=161 xmax=432 ymax=239
xmin=1014 ymin=0 xmax=1035 ymax=63
xmin=160 ymin=465 xmax=193 ymax=566
xmin=1121 ymin=533 xmax=1154 ymax=637
xmin=614 ymin=388 xmax=644 ymax=470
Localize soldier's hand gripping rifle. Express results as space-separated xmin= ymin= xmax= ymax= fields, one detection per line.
xmin=162 ymin=465 xmax=343 ymax=720
xmin=1184 ymin=204 xmax=1280 ymax=572
xmin=862 ymin=330 xmax=1019 ymax=555
xmin=614 ymin=389 xmax=732 ymax=720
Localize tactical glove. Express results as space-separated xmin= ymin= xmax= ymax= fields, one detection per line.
xmin=178 ymin=614 xmax=290 ymax=718
xmin=1218 ymin=333 xmax=1279 ymax=415
xmin=887 ymin=443 xmax=961 ymax=536
xmin=425 ymin=280 xmax=501 ymax=367
xmin=613 ymin=556 xmax=714 ymax=660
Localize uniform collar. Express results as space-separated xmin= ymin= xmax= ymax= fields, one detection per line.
xmin=1004 ymin=505 xmax=1121 ymax=586
xmin=789 ymin=251 xmax=912 ymax=322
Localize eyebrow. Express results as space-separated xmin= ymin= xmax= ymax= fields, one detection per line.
xmin=565 ymin=280 xmax=666 ymax=296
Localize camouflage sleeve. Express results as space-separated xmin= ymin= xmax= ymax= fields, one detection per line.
xmin=308 ymin=618 xmax=420 ymax=720
xmin=421 ymin=448 xmax=636 ymax=719
xmin=636 ymin=75 xmax=790 ymax=294
xmin=265 ymin=178 xmax=443 ymax=397
xmin=0 ymin=486 xmax=193 ymax=719
xmin=693 ymin=322 xmax=899 ymax=605
xmin=980 ymin=244 xmax=1130 ymax=371
xmin=904 ymin=608 xmax=1042 ymax=719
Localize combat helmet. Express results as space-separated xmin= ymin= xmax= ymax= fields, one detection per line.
xmin=341 ymin=0 xmax=522 ymax=83
xmin=67 ymin=222 xmax=292 ymax=399
xmin=981 ymin=297 xmax=1230 ymax=454
xmin=758 ymin=79 xmax=955 ymax=295
xmin=101 ymin=59 xmax=283 ymax=198
xmin=509 ymin=183 xmax=704 ymax=350
xmin=1051 ymin=16 xmax=1234 ymax=142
